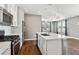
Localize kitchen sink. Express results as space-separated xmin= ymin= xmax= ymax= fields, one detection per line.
xmin=41 ymin=33 xmax=50 ymax=36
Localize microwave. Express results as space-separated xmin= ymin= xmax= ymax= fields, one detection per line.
xmin=0 ymin=7 xmax=13 ymax=26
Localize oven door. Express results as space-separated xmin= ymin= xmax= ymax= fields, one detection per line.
xmin=12 ymin=41 xmax=20 ymax=55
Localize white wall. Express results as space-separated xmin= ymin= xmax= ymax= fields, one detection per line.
xmin=24 ymin=14 xmax=41 ymax=39
xmin=18 ymin=7 xmax=24 ymax=46
xmin=67 ymin=16 xmax=79 ymax=38
xmin=0 ymin=26 xmax=11 ymax=35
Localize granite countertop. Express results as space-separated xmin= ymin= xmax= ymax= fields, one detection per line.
xmin=0 ymin=41 xmax=11 ymax=54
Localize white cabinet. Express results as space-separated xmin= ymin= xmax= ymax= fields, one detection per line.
xmin=42 ymin=38 xmax=47 ymax=54
xmin=7 ymin=4 xmax=18 ymax=26
xmin=11 ymin=5 xmax=18 ymax=26
xmin=38 ymin=35 xmax=44 ymax=53
xmin=1 ymin=48 xmax=11 ymax=55
xmin=2 ymin=4 xmax=18 ymax=26
xmin=46 ymin=40 xmax=62 ymax=55
xmin=0 ymin=4 xmax=18 ymax=26
xmin=0 ymin=41 xmax=11 ymax=55
xmin=38 ymin=35 xmax=47 ymax=54
xmin=38 ymin=34 xmax=62 ymax=55
xmin=0 ymin=4 xmax=6 ymax=9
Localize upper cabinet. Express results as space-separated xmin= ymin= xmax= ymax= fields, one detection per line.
xmin=0 ymin=5 xmax=13 ymax=26
xmin=7 ymin=4 xmax=18 ymax=26
xmin=0 ymin=4 xmax=18 ymax=26
xmin=0 ymin=4 xmax=6 ymax=9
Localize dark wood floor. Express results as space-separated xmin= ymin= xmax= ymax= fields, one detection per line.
xmin=67 ymin=38 xmax=79 ymax=55
xmin=18 ymin=40 xmax=42 ymax=55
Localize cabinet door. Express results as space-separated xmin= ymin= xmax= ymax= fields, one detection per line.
xmin=42 ymin=39 xmax=47 ymax=54
xmin=0 ymin=4 xmax=5 ymax=8
xmin=12 ymin=5 xmax=18 ymax=26
xmin=38 ymin=35 xmax=40 ymax=48
xmin=38 ymin=35 xmax=42 ymax=49
xmin=11 ymin=5 xmax=18 ymax=26
xmin=38 ymin=35 xmax=43 ymax=52
xmin=47 ymin=40 xmax=62 ymax=55
xmin=7 ymin=4 xmax=18 ymax=26
xmin=1 ymin=48 xmax=11 ymax=55
xmin=7 ymin=4 xmax=12 ymax=13
xmin=40 ymin=36 xmax=43 ymax=50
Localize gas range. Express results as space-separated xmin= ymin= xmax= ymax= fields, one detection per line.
xmin=4 ymin=35 xmax=20 ymax=55
xmin=0 ymin=35 xmax=20 ymax=55
xmin=0 ymin=30 xmax=20 ymax=55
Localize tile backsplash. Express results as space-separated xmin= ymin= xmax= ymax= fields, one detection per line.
xmin=0 ymin=26 xmax=11 ymax=35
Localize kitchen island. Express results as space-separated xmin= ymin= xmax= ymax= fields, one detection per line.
xmin=36 ymin=32 xmax=68 ymax=55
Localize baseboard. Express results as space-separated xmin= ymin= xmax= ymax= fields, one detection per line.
xmin=24 ymin=38 xmax=36 ymax=41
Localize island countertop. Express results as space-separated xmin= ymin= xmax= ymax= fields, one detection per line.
xmin=36 ymin=32 xmax=79 ymax=40
xmin=36 ymin=32 xmax=67 ymax=40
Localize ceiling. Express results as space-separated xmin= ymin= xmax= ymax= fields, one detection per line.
xmin=18 ymin=4 xmax=79 ymax=21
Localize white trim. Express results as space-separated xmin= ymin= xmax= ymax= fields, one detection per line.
xmin=24 ymin=38 xmax=36 ymax=41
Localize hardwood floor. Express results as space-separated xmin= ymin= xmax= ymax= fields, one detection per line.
xmin=64 ymin=38 xmax=79 ymax=55
xmin=68 ymin=38 xmax=79 ymax=55
xmin=18 ymin=40 xmax=42 ymax=55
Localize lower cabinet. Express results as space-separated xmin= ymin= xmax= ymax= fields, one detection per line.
xmin=1 ymin=48 xmax=11 ymax=55
xmin=38 ymin=35 xmax=43 ymax=52
xmin=38 ymin=35 xmax=62 ymax=55
xmin=0 ymin=41 xmax=11 ymax=55
xmin=46 ymin=40 xmax=62 ymax=55
xmin=42 ymin=39 xmax=47 ymax=55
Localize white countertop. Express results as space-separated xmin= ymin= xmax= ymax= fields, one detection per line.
xmin=37 ymin=32 xmax=79 ymax=40
xmin=37 ymin=32 xmax=67 ymax=40
xmin=0 ymin=41 xmax=11 ymax=54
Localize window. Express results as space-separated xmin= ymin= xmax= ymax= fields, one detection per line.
xmin=41 ymin=21 xmax=51 ymax=32
xmin=58 ymin=21 xmax=62 ymax=34
xmin=57 ymin=20 xmax=67 ymax=35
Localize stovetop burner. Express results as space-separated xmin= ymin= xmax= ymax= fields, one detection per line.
xmin=0 ymin=35 xmax=20 ymax=42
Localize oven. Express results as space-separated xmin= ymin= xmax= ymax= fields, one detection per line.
xmin=5 ymin=35 xmax=20 ymax=55
xmin=0 ymin=30 xmax=5 ymax=41
xmin=0 ymin=30 xmax=20 ymax=55
xmin=11 ymin=39 xmax=20 ymax=55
